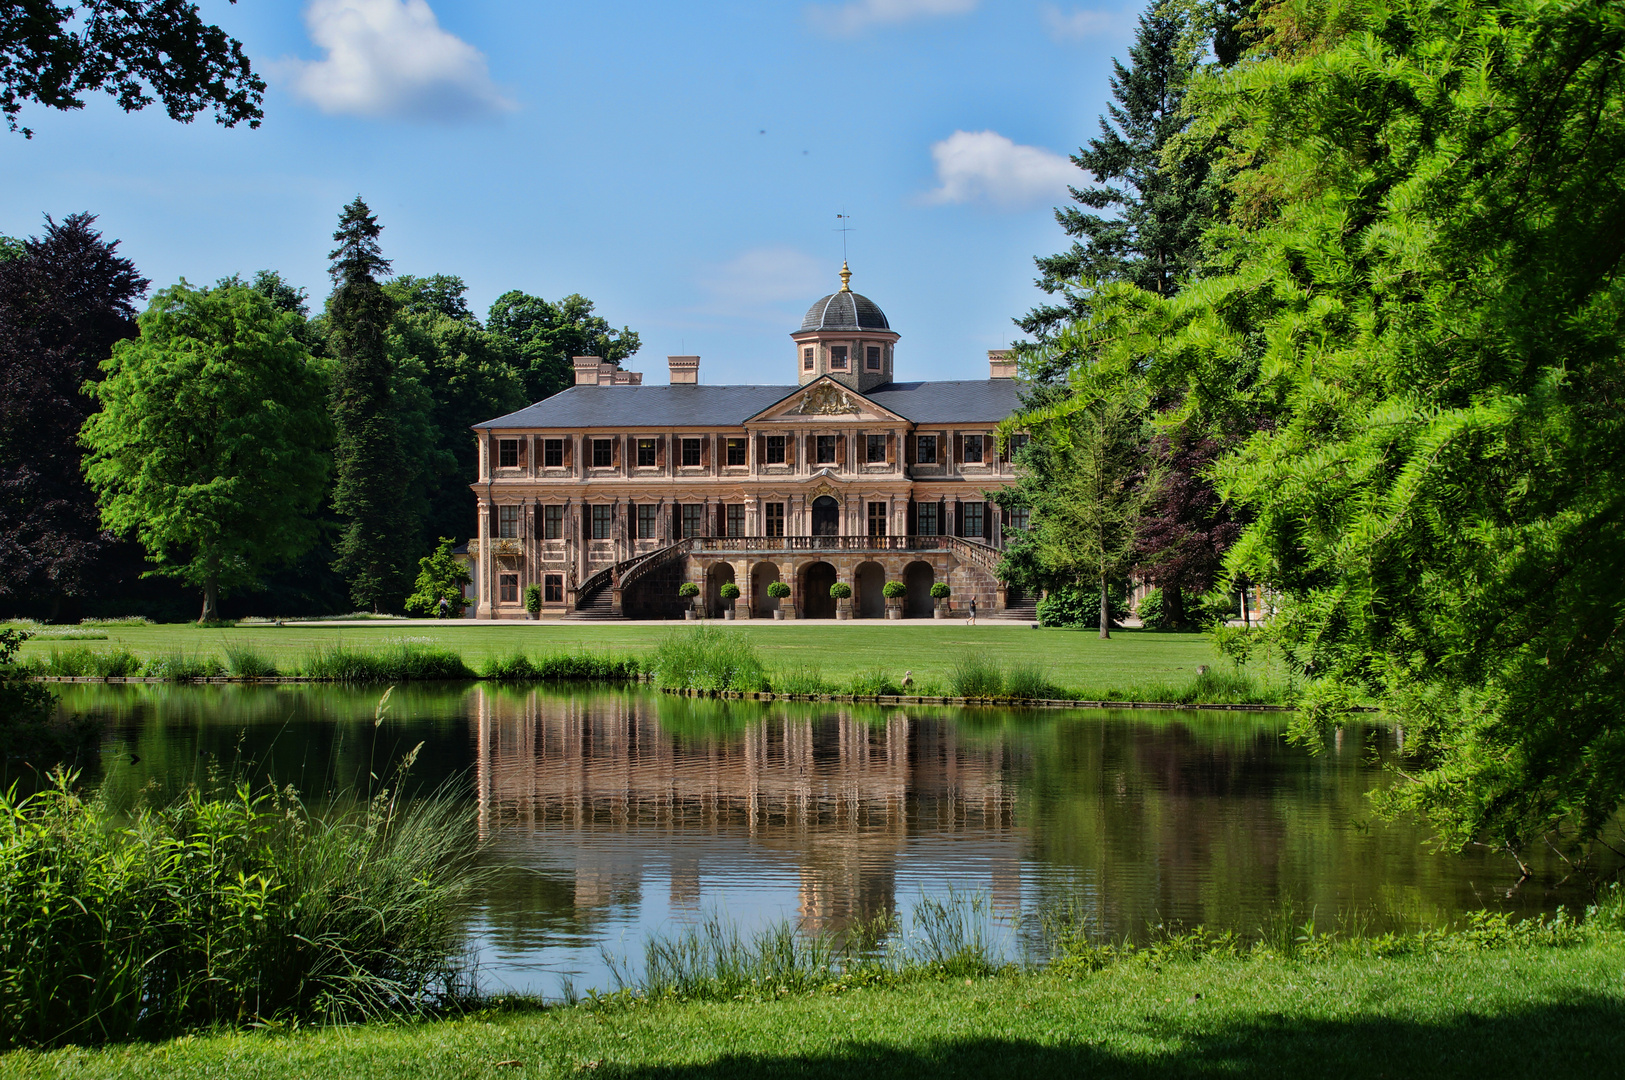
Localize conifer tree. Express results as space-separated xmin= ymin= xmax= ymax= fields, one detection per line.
xmin=327 ymin=197 xmax=412 ymax=612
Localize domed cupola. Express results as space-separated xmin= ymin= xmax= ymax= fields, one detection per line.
xmin=791 ymin=263 xmax=900 ymax=392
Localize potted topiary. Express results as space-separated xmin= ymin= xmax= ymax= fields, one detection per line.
xmin=882 ymin=580 xmax=907 ymax=619
xmin=719 ymin=581 xmax=740 ymax=619
xmin=524 ymin=582 xmax=543 ymax=620
xmin=678 ymin=581 xmax=701 ymax=619
xmin=930 ymin=582 xmax=951 ymax=619
xmin=767 ymin=579 xmax=791 ymax=619
xmin=830 ymin=581 xmax=852 ymax=620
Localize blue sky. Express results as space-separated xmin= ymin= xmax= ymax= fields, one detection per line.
xmin=0 ymin=0 xmax=1141 ymax=386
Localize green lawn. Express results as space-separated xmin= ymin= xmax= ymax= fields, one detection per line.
xmin=8 ymin=938 xmax=1621 ymax=1078
xmin=12 ymin=622 xmax=1236 ymax=693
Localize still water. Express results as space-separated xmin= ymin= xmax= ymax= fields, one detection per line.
xmin=53 ymin=682 xmax=1578 ymax=997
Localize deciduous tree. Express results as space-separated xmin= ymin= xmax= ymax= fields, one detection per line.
xmin=486 ymin=291 xmax=640 ymax=403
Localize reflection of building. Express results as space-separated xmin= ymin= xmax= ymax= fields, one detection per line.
xmin=467 ymin=265 xmax=1030 ymax=619
xmin=471 ymin=687 xmax=1022 ymax=927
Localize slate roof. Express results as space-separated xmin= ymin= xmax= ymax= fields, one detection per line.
xmin=474 ymin=378 xmax=1022 ymax=429
xmin=799 ymin=290 xmax=891 ymax=332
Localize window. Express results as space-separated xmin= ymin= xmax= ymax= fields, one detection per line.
xmin=765 ymin=435 xmax=785 ymax=464
xmin=681 ymin=504 xmax=704 ymax=538
xmin=816 ymin=435 xmax=837 ymax=464
xmin=866 ymin=345 xmax=881 ymax=371
xmin=592 ymin=439 xmax=613 ymax=468
xmin=726 ymin=438 xmax=747 ymax=466
xmin=866 ymin=434 xmax=887 ymax=463
xmin=764 ymin=502 xmax=785 ymax=537
xmin=543 ymin=438 xmax=564 ymax=467
xmin=962 ymin=502 xmax=984 ymax=538
xmin=544 ymin=574 xmax=564 ymax=603
xmin=867 ymin=501 xmax=887 ymax=537
xmin=830 ymin=345 xmax=848 ymax=369
xmin=499 ymin=574 xmax=519 ymax=603
xmin=803 ymin=347 xmax=814 ymax=370
xmin=637 ymin=439 xmax=656 ymax=467
xmin=681 ymin=438 xmax=701 ymax=467
xmin=962 ymin=434 xmax=984 ymax=464
xmin=726 ymin=504 xmax=744 ymax=537
xmin=637 ymin=504 xmax=659 ymax=539
xmin=591 ymin=505 xmax=613 ymax=539
xmin=917 ymin=503 xmax=940 ymax=536
xmin=498 ymin=439 xmax=519 ymax=468
xmin=543 ymin=505 xmax=562 ymax=540
xmin=1009 ymin=433 xmax=1030 ymax=458
xmin=1008 ymin=507 xmax=1031 ymax=532
xmin=498 ymin=505 xmax=519 ymax=538
xmin=916 ymin=435 xmax=937 ymax=464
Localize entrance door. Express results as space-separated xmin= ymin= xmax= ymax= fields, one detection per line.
xmin=811 ymin=495 xmax=840 ymax=536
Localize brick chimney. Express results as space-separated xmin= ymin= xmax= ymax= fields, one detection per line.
xmin=668 ymin=355 xmax=700 ymax=384
xmin=573 ymin=356 xmax=604 ymax=385
xmin=574 ymin=356 xmax=643 ymax=386
xmin=988 ymin=350 xmax=1016 ymax=379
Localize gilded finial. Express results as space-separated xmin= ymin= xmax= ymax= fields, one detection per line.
xmin=839 ymin=261 xmax=852 ymax=292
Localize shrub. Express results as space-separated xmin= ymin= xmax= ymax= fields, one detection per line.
xmin=766 ymin=581 xmax=791 ymax=599
xmin=301 ymin=642 xmax=475 ymax=682
xmin=882 ymin=580 xmax=907 ymax=599
xmin=404 ymin=537 xmax=471 ymax=618
xmin=829 ymin=582 xmax=852 ymax=599
xmin=949 ymin=653 xmax=1004 ymax=697
xmin=76 ymin=616 xmax=152 ymax=627
xmin=1039 ymin=582 xmax=1130 ymax=627
xmin=847 ymin=668 xmax=901 ymax=696
xmin=523 ymin=583 xmax=543 ymax=615
xmin=719 ymin=582 xmax=740 ymax=602
xmin=678 ymin=582 xmax=700 ymax=598
xmin=650 ymin=626 xmax=768 ymax=692
xmin=930 ymin=583 xmax=951 ymax=599
xmin=0 ymin=774 xmax=482 ymax=1047
xmin=223 ymin=643 xmax=278 ymax=678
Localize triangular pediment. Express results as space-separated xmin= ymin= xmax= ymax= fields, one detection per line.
xmin=744 ymin=376 xmax=908 ymax=424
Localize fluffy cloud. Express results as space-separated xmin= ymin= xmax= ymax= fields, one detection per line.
xmin=922 ymin=130 xmax=1075 ymax=209
xmin=286 ymin=0 xmax=514 ymax=122
xmin=1040 ymin=4 xmax=1130 ymax=41
xmin=700 ymin=247 xmax=829 ymax=307
xmin=806 ymin=0 xmax=978 ymax=37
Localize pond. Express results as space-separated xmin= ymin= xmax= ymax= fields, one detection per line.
xmin=51 ymin=682 xmax=1579 ymax=998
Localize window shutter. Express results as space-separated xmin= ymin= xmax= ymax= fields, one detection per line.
xmin=905 ymin=433 xmax=915 ymax=465
xmin=516 ymin=438 xmax=527 ymax=467
xmin=940 ymin=499 xmax=948 ymax=536
xmin=563 ymin=437 xmax=573 ymax=468
xmin=612 ymin=438 xmax=621 ymax=467
xmin=757 ymin=434 xmax=765 ymax=465
xmin=887 ymin=432 xmax=895 ymax=464
xmin=907 ymin=499 xmax=917 ymax=535
xmin=787 ymin=435 xmax=796 ymax=467
xmin=836 ymin=433 xmax=846 ymax=468
xmin=657 ymin=435 xmax=666 ymax=467
xmin=701 ymin=437 xmax=710 ymax=467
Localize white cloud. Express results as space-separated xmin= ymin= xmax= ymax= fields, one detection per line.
xmin=285 ymin=0 xmax=514 ymax=122
xmin=700 ymin=247 xmax=828 ymax=307
xmin=807 ymin=0 xmax=978 ymax=37
xmin=1040 ymin=5 xmax=1128 ymax=41
xmin=922 ymin=130 xmax=1074 ymax=209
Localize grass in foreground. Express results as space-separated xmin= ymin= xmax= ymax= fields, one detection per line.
xmin=7 ymin=928 xmax=1622 ymax=1078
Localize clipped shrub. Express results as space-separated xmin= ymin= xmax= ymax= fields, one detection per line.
xmin=678 ymin=582 xmax=700 ymax=598
xmin=949 ymin=653 xmax=1004 ymax=697
xmin=719 ymin=582 xmax=740 ymax=602
xmin=766 ymin=581 xmax=791 ymax=599
xmin=882 ymin=581 xmax=907 ymax=599
xmin=829 ymin=582 xmax=852 ymax=599
xmin=650 ymin=626 xmax=768 ymax=692
xmin=930 ymin=583 xmax=951 ymax=599
xmin=523 ymin=583 xmax=543 ymax=615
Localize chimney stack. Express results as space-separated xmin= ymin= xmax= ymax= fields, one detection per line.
xmin=574 ymin=356 xmax=643 ymax=386
xmin=573 ymin=356 xmax=604 ymax=385
xmin=668 ymin=355 xmax=700 ymax=384
xmin=988 ymin=350 xmax=1016 ymax=379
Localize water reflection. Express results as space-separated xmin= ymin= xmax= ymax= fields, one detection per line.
xmin=50 ymin=682 xmax=1583 ymax=998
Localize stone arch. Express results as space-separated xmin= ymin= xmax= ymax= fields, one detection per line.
xmin=705 ymin=561 xmax=736 ymax=618
xmin=811 ymin=495 xmax=840 ymax=537
xmin=903 ymin=560 xmax=935 ymax=618
xmin=799 ymin=561 xmax=837 ymax=619
xmin=751 ymin=561 xmax=782 ymax=618
xmin=854 ymin=561 xmax=886 ymax=619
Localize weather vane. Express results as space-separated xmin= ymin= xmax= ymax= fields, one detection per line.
xmin=834 ymin=212 xmax=855 ymax=263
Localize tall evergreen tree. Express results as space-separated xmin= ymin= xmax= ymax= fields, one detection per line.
xmin=326 ymin=197 xmax=412 ymax=612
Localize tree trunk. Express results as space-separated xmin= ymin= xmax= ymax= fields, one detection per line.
xmin=1098 ymin=575 xmax=1111 ymax=639
xmin=199 ymin=575 xmax=220 ymax=624
xmin=1165 ymin=584 xmax=1187 ymax=629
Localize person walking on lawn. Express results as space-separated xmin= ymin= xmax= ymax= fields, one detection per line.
xmin=968 ymin=598 xmax=977 ymax=626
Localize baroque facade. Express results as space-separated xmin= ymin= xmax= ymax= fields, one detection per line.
xmin=469 ymin=266 xmax=1029 ymax=619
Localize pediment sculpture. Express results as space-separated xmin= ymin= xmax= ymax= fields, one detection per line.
xmin=793 ymin=384 xmax=859 ymax=416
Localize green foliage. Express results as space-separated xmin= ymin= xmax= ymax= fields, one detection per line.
xmin=929 ymin=583 xmax=951 ymax=599
xmin=223 ymin=643 xmax=277 ymax=678
xmin=650 ymin=627 xmax=768 ymax=693
xmin=140 ymin=651 xmax=225 ymax=681
xmin=677 ymin=582 xmax=700 ymax=598
xmin=300 ymin=642 xmax=474 ymax=682
xmin=949 ymin=654 xmax=1005 ymax=697
xmin=846 ymin=668 xmax=901 ymax=696
xmin=829 ymin=582 xmax=852 ymax=600
xmin=404 ymin=538 xmax=472 ymax=618
xmin=771 ymin=664 xmax=836 ymax=696
xmin=718 ymin=582 xmax=740 ymax=602
xmin=27 ymin=646 xmax=142 ymax=678
xmin=486 ymin=291 xmax=641 ymax=403
xmin=766 ymin=581 xmax=791 ymax=599
xmin=478 ymin=650 xmax=642 ymax=682
xmin=1037 ymin=583 xmax=1128 ymax=628
xmin=81 ymin=280 xmax=332 ymax=623
xmin=882 ymin=580 xmax=907 ymax=599
xmin=523 ymin=583 xmax=542 ymax=615
xmin=0 ymin=629 xmax=91 ymax=775
xmin=1005 ymin=663 xmax=1057 ymax=700
xmin=0 ymin=774 xmax=479 ymax=1046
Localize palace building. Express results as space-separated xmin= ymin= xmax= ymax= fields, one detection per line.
xmin=468 ymin=264 xmax=1031 ymax=620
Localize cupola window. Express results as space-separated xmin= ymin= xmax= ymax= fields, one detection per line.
xmin=866 ymin=346 xmax=881 ymax=371
xmin=803 ymin=347 xmax=814 ymax=370
xmin=830 ymin=346 xmax=848 ymax=370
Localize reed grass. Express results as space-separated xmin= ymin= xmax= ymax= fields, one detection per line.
xmin=845 ymin=668 xmax=902 ymax=696
xmin=949 ymin=653 xmax=1006 ymax=697
xmin=27 ymin=647 xmax=143 ymax=678
xmin=223 ymin=643 xmax=279 ymax=678
xmin=771 ymin=663 xmax=837 ymax=695
xmin=300 ymin=642 xmax=475 ymax=682
xmin=140 ymin=650 xmax=226 ymax=681
xmin=0 ymin=772 xmax=483 ymax=1048
xmin=649 ymin=627 xmax=768 ymax=692
xmin=479 ymin=650 xmax=642 ymax=682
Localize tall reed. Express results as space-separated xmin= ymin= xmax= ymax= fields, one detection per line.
xmin=0 ymin=772 xmax=483 ymax=1047
xmin=649 ymin=627 xmax=768 ymax=692
xmin=300 ymin=641 xmax=474 ymax=682
xmin=480 ymin=650 xmax=642 ymax=682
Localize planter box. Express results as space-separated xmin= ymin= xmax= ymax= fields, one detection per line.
xmin=773 ymin=610 xmax=785 ymax=620
xmin=933 ymin=608 xmax=947 ymax=619
xmin=724 ymin=609 xmax=735 ymax=620
xmin=684 ymin=610 xmax=695 ymax=620
xmin=886 ymin=609 xmax=901 ymax=620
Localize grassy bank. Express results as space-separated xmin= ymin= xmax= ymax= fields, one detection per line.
xmin=8 ymin=921 xmax=1622 ymax=1077
xmin=7 ymin=621 xmax=1258 ymax=695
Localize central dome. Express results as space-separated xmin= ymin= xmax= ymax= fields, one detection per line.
xmin=799 ymin=263 xmax=890 ymax=332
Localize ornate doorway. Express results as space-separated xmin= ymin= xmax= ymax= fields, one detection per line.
xmin=800 ymin=561 xmax=836 ymax=618
xmin=811 ymin=495 xmax=840 ymax=536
